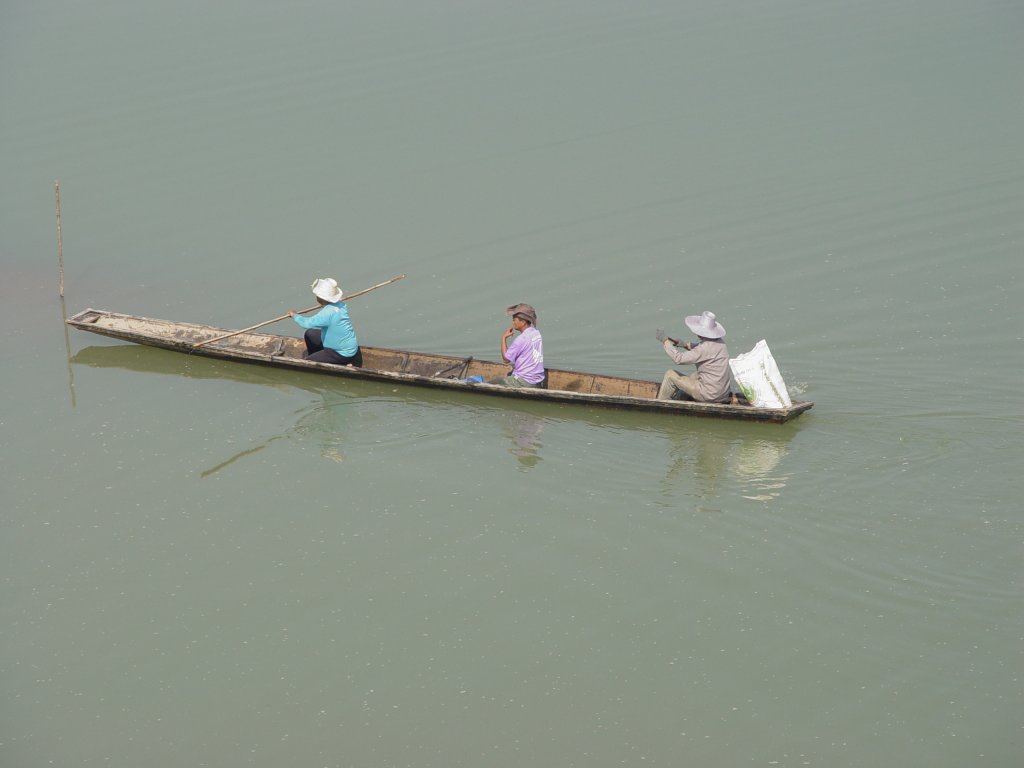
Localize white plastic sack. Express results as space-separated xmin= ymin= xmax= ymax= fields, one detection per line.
xmin=729 ymin=340 xmax=792 ymax=408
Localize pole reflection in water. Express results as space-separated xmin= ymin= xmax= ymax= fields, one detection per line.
xmin=200 ymin=437 xmax=284 ymax=477
xmin=200 ymin=390 xmax=352 ymax=476
xmin=60 ymin=296 xmax=76 ymax=408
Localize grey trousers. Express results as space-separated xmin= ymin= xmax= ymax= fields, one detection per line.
xmin=488 ymin=374 xmax=541 ymax=388
xmin=658 ymin=369 xmax=701 ymax=401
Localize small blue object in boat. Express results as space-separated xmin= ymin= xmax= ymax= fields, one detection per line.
xmin=463 ymin=375 xmax=484 ymax=383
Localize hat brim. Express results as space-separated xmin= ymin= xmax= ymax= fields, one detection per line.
xmin=313 ymin=287 xmax=343 ymax=302
xmin=685 ymin=315 xmax=725 ymax=338
xmin=505 ymin=304 xmax=537 ymax=324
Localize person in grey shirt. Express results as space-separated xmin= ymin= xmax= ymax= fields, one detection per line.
xmin=655 ymin=311 xmax=731 ymax=402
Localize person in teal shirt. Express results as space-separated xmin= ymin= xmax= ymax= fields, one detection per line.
xmin=289 ymin=277 xmax=362 ymax=366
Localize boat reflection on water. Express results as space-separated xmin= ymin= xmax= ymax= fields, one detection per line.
xmin=660 ymin=424 xmax=795 ymax=510
xmin=197 ymin=395 xmax=350 ymax=477
xmin=732 ymin=437 xmax=791 ymax=501
xmin=72 ymin=344 xmax=354 ymax=475
xmin=501 ymin=411 xmax=545 ymax=469
xmin=73 ymin=343 xmax=554 ymax=474
xmin=71 ymin=342 xmax=318 ymax=394
xmin=71 ymin=344 xmax=801 ymax=486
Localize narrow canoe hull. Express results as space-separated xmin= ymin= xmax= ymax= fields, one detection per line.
xmin=66 ymin=309 xmax=814 ymax=423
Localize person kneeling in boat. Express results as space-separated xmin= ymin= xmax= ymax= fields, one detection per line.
xmin=490 ymin=303 xmax=545 ymax=387
xmin=288 ymin=277 xmax=363 ymax=367
xmin=656 ymin=310 xmax=730 ymax=402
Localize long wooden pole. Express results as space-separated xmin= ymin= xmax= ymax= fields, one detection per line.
xmin=191 ymin=303 xmax=322 ymax=349
xmin=192 ymin=273 xmax=406 ymax=349
xmin=55 ymin=181 xmax=65 ymax=297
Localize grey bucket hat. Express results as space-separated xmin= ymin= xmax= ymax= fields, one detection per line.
xmin=685 ymin=310 xmax=726 ymax=339
xmin=506 ymin=303 xmax=538 ymax=326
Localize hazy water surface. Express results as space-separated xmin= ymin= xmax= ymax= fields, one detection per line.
xmin=2 ymin=1 xmax=1022 ymax=766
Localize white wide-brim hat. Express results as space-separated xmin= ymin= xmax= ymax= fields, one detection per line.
xmin=311 ymin=277 xmax=343 ymax=303
xmin=685 ymin=310 xmax=726 ymax=339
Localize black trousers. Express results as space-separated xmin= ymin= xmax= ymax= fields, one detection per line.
xmin=303 ymin=329 xmax=363 ymax=366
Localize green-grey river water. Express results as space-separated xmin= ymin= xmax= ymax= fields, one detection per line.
xmin=2 ymin=1 xmax=1022 ymax=765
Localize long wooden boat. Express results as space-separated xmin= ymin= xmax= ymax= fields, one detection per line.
xmin=66 ymin=309 xmax=814 ymax=423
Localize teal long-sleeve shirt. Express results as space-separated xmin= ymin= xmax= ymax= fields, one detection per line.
xmin=293 ymin=302 xmax=358 ymax=356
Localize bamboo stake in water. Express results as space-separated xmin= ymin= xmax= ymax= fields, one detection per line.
xmin=55 ymin=181 xmax=65 ymax=297
xmin=192 ymin=273 xmax=406 ymax=349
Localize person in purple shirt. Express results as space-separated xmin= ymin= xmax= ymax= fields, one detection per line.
xmin=490 ymin=303 xmax=545 ymax=387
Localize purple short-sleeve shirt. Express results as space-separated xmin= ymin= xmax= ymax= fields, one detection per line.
xmin=504 ymin=326 xmax=545 ymax=384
